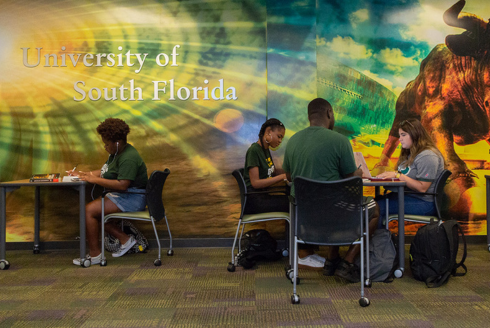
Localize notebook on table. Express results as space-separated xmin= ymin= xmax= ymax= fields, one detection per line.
xmin=353 ymin=152 xmax=399 ymax=182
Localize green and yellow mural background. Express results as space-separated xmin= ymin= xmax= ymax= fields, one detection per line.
xmin=1 ymin=0 xmax=489 ymax=242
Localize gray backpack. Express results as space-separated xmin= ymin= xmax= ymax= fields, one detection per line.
xmin=357 ymin=229 xmax=397 ymax=282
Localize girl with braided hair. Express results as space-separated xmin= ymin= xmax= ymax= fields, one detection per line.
xmin=242 ymin=118 xmax=289 ymax=214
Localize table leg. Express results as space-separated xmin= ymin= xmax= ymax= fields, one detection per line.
xmin=397 ymin=186 xmax=405 ymax=275
xmin=289 ymin=201 xmax=294 ymax=268
xmin=34 ymin=187 xmax=40 ymax=254
xmin=487 ymin=179 xmax=490 ymax=251
xmin=79 ymin=185 xmax=86 ymax=259
xmin=0 ymin=187 xmax=9 ymax=270
xmin=0 ymin=187 xmax=6 ymax=261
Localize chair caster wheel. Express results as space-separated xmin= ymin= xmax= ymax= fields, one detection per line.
xmin=286 ymin=269 xmax=295 ymax=280
xmin=81 ymin=258 xmax=91 ymax=268
xmin=100 ymin=260 xmax=107 ymax=266
xmin=365 ymin=279 xmax=372 ymax=288
xmin=0 ymin=260 xmax=10 ymax=270
xmin=359 ymin=297 xmax=370 ymax=307
xmin=290 ymin=277 xmax=300 ymax=285
xmin=291 ymin=294 xmax=300 ymax=304
xmin=154 ymin=259 xmax=162 ymax=266
xmin=227 ymin=263 xmax=235 ymax=272
xmin=281 ymin=248 xmax=289 ymax=257
xmin=33 ymin=247 xmax=40 ymax=254
xmin=394 ymin=269 xmax=404 ymax=278
xmin=488 ymin=245 xmax=490 ymax=252
xmin=167 ymin=250 xmax=174 ymax=256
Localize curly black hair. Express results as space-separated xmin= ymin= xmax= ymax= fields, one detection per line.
xmin=96 ymin=118 xmax=130 ymax=142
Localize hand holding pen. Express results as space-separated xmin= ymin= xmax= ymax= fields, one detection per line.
xmin=66 ymin=164 xmax=78 ymax=176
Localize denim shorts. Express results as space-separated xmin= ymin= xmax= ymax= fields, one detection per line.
xmin=106 ymin=188 xmax=146 ymax=212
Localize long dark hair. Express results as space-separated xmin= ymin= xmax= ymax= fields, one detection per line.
xmin=257 ymin=118 xmax=285 ymax=160
xmin=397 ymin=118 xmax=444 ymax=168
xmin=258 ymin=118 xmax=285 ymax=143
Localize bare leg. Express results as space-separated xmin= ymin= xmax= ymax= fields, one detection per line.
xmin=85 ymin=198 xmax=123 ymax=257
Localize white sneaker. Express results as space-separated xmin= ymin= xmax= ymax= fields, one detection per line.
xmin=112 ymin=236 xmax=136 ymax=257
xmin=309 ymin=254 xmax=326 ymax=264
xmin=73 ymin=253 xmax=101 ymax=266
xmin=298 ymin=255 xmax=324 ymax=268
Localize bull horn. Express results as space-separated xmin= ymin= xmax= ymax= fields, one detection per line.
xmin=443 ymin=0 xmax=467 ymax=29
xmin=443 ymin=0 xmax=489 ymax=57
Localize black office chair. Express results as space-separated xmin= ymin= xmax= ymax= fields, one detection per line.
xmin=227 ymin=168 xmax=290 ymax=272
xmin=100 ymin=169 xmax=173 ymax=267
xmin=291 ymin=176 xmax=370 ymax=307
xmin=385 ymin=169 xmax=452 ymax=228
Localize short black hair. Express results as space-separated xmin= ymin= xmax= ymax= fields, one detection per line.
xmin=308 ymin=98 xmax=332 ymax=119
xmin=96 ymin=118 xmax=130 ymax=142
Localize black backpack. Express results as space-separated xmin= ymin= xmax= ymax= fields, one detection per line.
xmin=409 ymin=219 xmax=467 ymax=288
xmin=105 ymin=220 xmax=149 ymax=254
xmin=237 ymin=229 xmax=281 ymax=269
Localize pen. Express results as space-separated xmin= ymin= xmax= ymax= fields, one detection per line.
xmin=70 ymin=165 xmax=78 ymax=176
xmin=358 ymin=164 xmax=362 ymax=169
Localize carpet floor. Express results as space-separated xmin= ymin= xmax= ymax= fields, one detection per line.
xmin=0 ymin=245 xmax=489 ymax=327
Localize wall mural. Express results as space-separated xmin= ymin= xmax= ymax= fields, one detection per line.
xmin=316 ymin=0 xmax=490 ymax=235
xmin=0 ymin=0 xmax=489 ymax=242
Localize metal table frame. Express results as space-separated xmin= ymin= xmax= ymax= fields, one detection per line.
xmin=363 ymin=180 xmax=406 ymax=277
xmin=485 ymin=175 xmax=490 ymax=251
xmin=0 ymin=179 xmax=87 ymax=270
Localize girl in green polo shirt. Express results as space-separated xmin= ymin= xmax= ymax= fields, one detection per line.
xmin=243 ymin=118 xmax=289 ymax=214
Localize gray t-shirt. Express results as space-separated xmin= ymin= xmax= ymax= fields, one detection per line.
xmin=398 ymin=149 xmax=444 ymax=202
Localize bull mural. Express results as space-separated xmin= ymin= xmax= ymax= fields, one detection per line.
xmin=374 ymin=0 xmax=490 ymax=219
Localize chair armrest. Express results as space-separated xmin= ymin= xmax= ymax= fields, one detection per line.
xmin=101 ymin=189 xmax=146 ymax=197
xmin=383 ymin=189 xmax=436 ymax=196
xmin=244 ymin=187 xmax=289 ymax=196
xmin=404 ymin=190 xmax=436 ymax=196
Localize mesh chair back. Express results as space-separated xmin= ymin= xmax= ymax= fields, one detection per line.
xmin=232 ymin=169 xmax=247 ymax=217
xmin=146 ymin=169 xmax=170 ymax=222
xmin=433 ymin=169 xmax=452 ymax=218
xmin=294 ymin=176 xmax=364 ymax=245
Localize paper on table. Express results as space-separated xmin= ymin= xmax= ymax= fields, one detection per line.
xmin=62 ymin=176 xmax=80 ymax=182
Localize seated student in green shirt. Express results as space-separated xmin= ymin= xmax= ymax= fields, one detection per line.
xmin=283 ymin=98 xmax=380 ymax=281
xmin=68 ymin=118 xmax=148 ymax=266
xmin=243 ymin=118 xmax=289 ymax=214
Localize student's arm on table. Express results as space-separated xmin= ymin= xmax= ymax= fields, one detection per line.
xmin=249 ymin=167 xmax=287 ymax=189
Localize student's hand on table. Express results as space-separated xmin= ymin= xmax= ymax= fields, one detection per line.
xmin=78 ymin=171 xmax=96 ymax=183
xmin=376 ymin=171 xmax=397 ymax=179
xmin=66 ymin=169 xmax=79 ymax=176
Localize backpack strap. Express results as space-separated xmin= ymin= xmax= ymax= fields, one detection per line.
xmin=453 ymin=224 xmax=467 ymax=276
xmin=442 ymin=220 xmax=467 ymax=277
xmin=425 ymin=271 xmax=451 ymax=288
